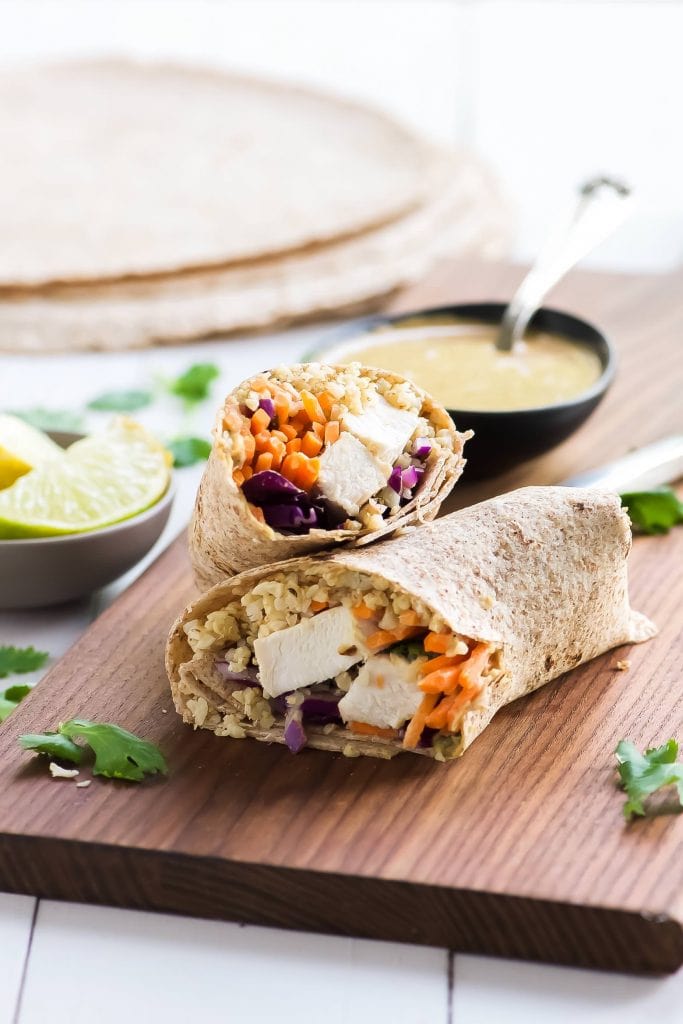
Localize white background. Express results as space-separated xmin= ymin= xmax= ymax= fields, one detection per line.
xmin=0 ymin=0 xmax=681 ymax=270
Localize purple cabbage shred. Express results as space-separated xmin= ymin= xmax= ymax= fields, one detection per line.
xmin=387 ymin=465 xmax=403 ymax=494
xmin=215 ymin=661 xmax=260 ymax=684
xmin=258 ymin=397 xmax=276 ymax=420
xmin=283 ymin=708 xmax=307 ymax=753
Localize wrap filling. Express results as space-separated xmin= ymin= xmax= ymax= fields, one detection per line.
xmin=179 ymin=566 xmax=504 ymax=760
xmin=222 ymin=364 xmax=455 ymax=535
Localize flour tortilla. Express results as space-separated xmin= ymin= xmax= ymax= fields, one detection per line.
xmin=0 ymin=155 xmax=509 ymax=352
xmin=190 ymin=363 xmax=468 ymax=589
xmin=168 ymin=487 xmax=656 ymax=759
xmin=0 ymin=59 xmax=455 ymax=287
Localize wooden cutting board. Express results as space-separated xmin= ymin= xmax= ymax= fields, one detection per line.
xmin=1 ymin=261 xmax=682 ymax=974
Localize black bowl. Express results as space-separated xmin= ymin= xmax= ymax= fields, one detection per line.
xmin=312 ymin=302 xmax=616 ymax=478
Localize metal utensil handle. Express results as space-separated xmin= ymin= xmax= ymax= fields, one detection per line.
xmin=496 ymin=176 xmax=633 ymax=352
xmin=562 ymin=435 xmax=683 ymax=492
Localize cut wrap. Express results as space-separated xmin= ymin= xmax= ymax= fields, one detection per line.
xmin=168 ymin=487 xmax=656 ymax=761
xmin=189 ymin=362 xmax=468 ymax=588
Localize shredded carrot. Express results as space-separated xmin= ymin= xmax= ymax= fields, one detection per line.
xmin=302 ymin=431 xmax=323 ymax=457
xmin=310 ymin=600 xmax=328 ymax=613
xmin=255 ymin=452 xmax=274 ymax=473
xmin=301 ymin=389 xmax=326 ymax=424
xmin=242 ymin=465 xmax=253 ymax=481
xmin=274 ymin=396 xmax=291 ymax=425
xmin=286 ymin=437 xmax=302 ymax=454
xmin=398 ymin=610 xmax=422 ymax=626
xmin=421 ymin=644 xmax=493 ymax=731
xmin=242 ymin=433 xmax=256 ymax=462
xmin=232 ymin=469 xmax=245 ymax=486
xmin=250 ymin=407 xmax=272 ymax=435
xmin=271 ymin=429 xmax=289 ymax=444
xmin=253 ymin=431 xmax=271 ymax=453
xmin=424 ymin=632 xmax=451 ymax=654
xmin=324 ymin=420 xmax=341 ymax=445
xmin=349 ymin=721 xmax=399 ymax=740
xmin=403 ymin=693 xmax=439 ymax=749
xmin=294 ymin=455 xmax=320 ymax=490
xmin=279 ymin=423 xmax=298 ymax=441
xmin=330 ymin=403 xmax=342 ymax=422
xmin=445 ymin=687 xmax=483 ymax=730
xmin=459 ymin=643 xmax=493 ymax=687
xmin=419 ymin=666 xmax=464 ymax=695
xmin=365 ymin=624 xmax=423 ymax=651
xmin=281 ymin=452 xmax=304 ymax=483
xmin=352 ymin=602 xmax=376 ymax=620
xmin=317 ymin=391 xmax=335 ymax=418
xmin=365 ymin=629 xmax=396 ymax=650
xmin=424 ymin=694 xmax=457 ymax=730
xmin=289 ymin=414 xmax=309 ymax=434
xmin=312 ymin=422 xmax=325 ymax=441
xmin=418 ymin=654 xmax=463 ymax=677
xmin=255 ymin=435 xmax=286 ymax=462
xmin=425 ymin=686 xmax=481 ymax=731
xmin=249 ymin=505 xmax=266 ymax=524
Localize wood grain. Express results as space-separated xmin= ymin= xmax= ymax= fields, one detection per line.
xmin=0 ymin=261 xmax=682 ymax=974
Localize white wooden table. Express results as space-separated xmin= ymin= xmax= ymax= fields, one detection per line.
xmin=1 ymin=327 xmax=681 ymax=1023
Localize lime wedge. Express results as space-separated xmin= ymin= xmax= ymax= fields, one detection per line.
xmin=0 ymin=418 xmax=171 ymax=538
xmin=0 ymin=414 xmax=64 ymax=490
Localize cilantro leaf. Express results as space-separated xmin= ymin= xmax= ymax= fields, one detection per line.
xmin=0 ymin=684 xmax=31 ymax=723
xmin=8 ymin=408 xmax=85 ymax=433
xmin=87 ymin=390 xmax=153 ymax=412
xmin=168 ymin=363 xmax=220 ymax=405
xmin=167 ymin=436 xmax=212 ymax=468
xmin=615 ymin=738 xmax=683 ymax=819
xmin=0 ymin=646 xmax=49 ymax=679
xmin=19 ymin=731 xmax=84 ymax=763
xmin=620 ymin=488 xmax=683 ymax=535
xmin=59 ymin=719 xmax=167 ymax=781
xmin=0 ymin=699 xmax=18 ymax=723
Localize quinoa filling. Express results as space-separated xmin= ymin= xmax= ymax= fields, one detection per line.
xmin=181 ymin=567 xmax=503 ymax=760
xmin=221 ymin=363 xmax=455 ymax=535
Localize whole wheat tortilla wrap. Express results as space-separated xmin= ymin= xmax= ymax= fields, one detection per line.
xmin=189 ymin=362 xmax=468 ymax=589
xmin=168 ymin=487 xmax=656 ymax=761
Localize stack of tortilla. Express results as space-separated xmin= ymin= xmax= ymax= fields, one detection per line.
xmin=0 ymin=60 xmax=510 ymax=352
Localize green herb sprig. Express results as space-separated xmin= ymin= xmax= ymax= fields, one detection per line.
xmin=10 ymin=409 xmax=85 ymax=433
xmin=0 ymin=685 xmax=32 ymax=723
xmin=620 ymin=488 xmax=683 ymax=535
xmin=167 ymin=363 xmax=220 ymax=407
xmin=20 ymin=718 xmax=167 ymax=782
xmin=87 ymin=390 xmax=153 ymax=412
xmin=0 ymin=646 xmax=48 ymax=679
xmin=615 ymin=738 xmax=683 ymax=819
xmin=166 ymin=436 xmax=212 ymax=468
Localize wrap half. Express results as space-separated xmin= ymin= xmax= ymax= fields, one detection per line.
xmin=168 ymin=487 xmax=656 ymax=761
xmin=189 ymin=362 xmax=468 ymax=588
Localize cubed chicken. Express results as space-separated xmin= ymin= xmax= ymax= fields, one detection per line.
xmin=342 ymin=395 xmax=420 ymax=470
xmin=316 ymin=431 xmax=387 ymax=516
xmin=338 ymin=653 xmax=424 ymax=729
xmin=254 ymin=606 xmax=366 ymax=698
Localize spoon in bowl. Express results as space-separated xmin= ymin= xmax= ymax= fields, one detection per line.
xmin=496 ymin=176 xmax=633 ymax=352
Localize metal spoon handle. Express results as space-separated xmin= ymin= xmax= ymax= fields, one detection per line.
xmin=496 ymin=176 xmax=632 ymax=352
xmin=561 ymin=435 xmax=683 ymax=492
